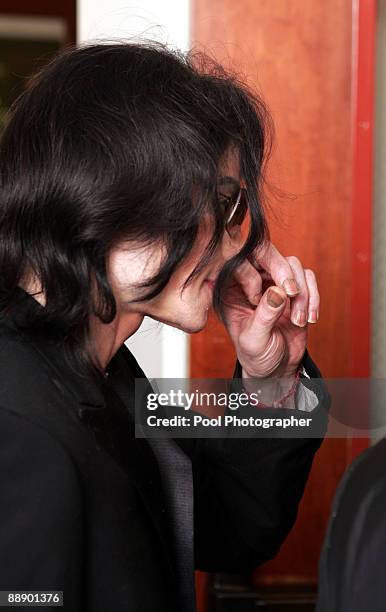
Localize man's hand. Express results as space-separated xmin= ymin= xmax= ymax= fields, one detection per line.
xmin=222 ymin=242 xmax=320 ymax=379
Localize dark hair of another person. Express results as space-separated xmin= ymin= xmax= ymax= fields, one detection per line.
xmin=0 ymin=41 xmax=273 ymax=384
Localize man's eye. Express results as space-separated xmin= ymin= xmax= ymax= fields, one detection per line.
xmin=217 ymin=196 xmax=231 ymax=215
xmin=218 ymin=193 xmax=232 ymax=205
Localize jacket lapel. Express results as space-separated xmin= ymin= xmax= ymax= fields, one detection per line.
xmin=106 ymin=358 xmax=178 ymax=580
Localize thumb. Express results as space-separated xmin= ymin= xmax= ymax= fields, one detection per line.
xmin=244 ymin=286 xmax=287 ymax=345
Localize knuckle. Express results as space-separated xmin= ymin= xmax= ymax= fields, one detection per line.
xmin=304 ymin=268 xmax=316 ymax=280
xmin=251 ymin=278 xmax=263 ymax=292
xmin=259 ymin=310 xmax=275 ymax=326
xmin=287 ymin=255 xmax=301 ymax=268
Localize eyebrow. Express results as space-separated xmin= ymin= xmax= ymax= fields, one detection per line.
xmin=217 ymin=176 xmax=241 ymax=190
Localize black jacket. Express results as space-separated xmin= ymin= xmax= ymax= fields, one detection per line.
xmin=317 ymin=437 xmax=386 ymax=612
xmin=0 ymin=287 xmax=329 ymax=611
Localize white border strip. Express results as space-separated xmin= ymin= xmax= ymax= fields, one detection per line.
xmin=77 ymin=0 xmax=190 ymax=379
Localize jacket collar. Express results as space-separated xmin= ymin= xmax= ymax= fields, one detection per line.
xmin=1 ymin=285 xmax=112 ymax=412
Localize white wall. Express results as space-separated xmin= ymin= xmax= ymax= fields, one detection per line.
xmin=77 ymin=0 xmax=190 ymax=378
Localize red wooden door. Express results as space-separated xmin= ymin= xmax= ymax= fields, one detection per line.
xmin=191 ymin=0 xmax=376 ymax=607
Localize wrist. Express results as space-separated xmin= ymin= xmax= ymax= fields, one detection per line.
xmin=241 ymin=367 xmax=300 ymax=409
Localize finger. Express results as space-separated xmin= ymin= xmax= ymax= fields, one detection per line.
xmin=252 ymin=242 xmax=300 ymax=297
xmin=233 ymin=260 xmax=263 ymax=305
xmin=245 ymin=285 xmax=287 ymax=346
xmin=304 ymin=268 xmax=320 ymax=323
xmin=286 ymin=256 xmax=309 ymax=327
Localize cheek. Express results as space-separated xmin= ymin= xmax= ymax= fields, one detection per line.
xmin=109 ymin=253 xmax=137 ymax=286
xmin=108 ymin=246 xmax=163 ymax=298
xmin=179 ymin=279 xmax=214 ymax=311
xmin=155 ymin=274 xmax=206 ymax=312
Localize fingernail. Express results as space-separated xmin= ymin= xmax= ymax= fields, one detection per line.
xmin=293 ymin=310 xmax=307 ymax=327
xmin=308 ymin=309 xmax=318 ymax=323
xmin=283 ymin=278 xmax=299 ymax=296
xmin=267 ymin=288 xmax=285 ymax=308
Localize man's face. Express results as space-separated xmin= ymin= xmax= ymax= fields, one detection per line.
xmin=107 ymin=148 xmax=244 ymax=334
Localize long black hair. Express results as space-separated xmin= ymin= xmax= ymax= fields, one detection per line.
xmin=0 ymin=40 xmax=273 ymax=381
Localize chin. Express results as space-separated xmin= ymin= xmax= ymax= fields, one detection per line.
xmin=163 ymin=312 xmax=209 ymax=334
xmin=181 ymin=322 xmax=207 ymax=334
xmin=148 ymin=303 xmax=210 ymax=333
